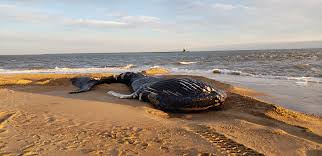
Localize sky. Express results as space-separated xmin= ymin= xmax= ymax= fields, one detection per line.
xmin=0 ymin=0 xmax=322 ymax=54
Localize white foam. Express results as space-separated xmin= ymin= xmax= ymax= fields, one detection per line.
xmin=210 ymin=68 xmax=322 ymax=84
xmin=169 ymin=68 xmax=213 ymax=75
xmin=120 ymin=64 xmax=135 ymax=69
xmin=0 ymin=64 xmax=138 ymax=74
xmin=178 ymin=61 xmax=197 ymax=65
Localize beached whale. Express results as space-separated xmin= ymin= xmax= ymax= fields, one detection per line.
xmin=69 ymin=72 xmax=227 ymax=112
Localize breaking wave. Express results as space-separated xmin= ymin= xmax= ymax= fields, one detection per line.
xmin=211 ymin=68 xmax=322 ymax=83
xmin=0 ymin=65 xmax=321 ymax=84
xmin=212 ymin=68 xmax=253 ymax=76
xmin=178 ymin=61 xmax=197 ymax=65
xmin=0 ymin=64 xmax=137 ymax=74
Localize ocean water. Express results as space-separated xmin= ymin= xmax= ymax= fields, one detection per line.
xmin=1 ymin=49 xmax=322 ymax=115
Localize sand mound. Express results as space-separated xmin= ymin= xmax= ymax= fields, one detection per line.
xmin=142 ymin=67 xmax=169 ymax=75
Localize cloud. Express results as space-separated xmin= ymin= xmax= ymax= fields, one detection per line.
xmin=0 ymin=4 xmax=14 ymax=8
xmin=0 ymin=4 xmax=53 ymax=22
xmin=65 ymin=15 xmax=162 ymax=29
xmin=121 ymin=15 xmax=160 ymax=24
xmin=68 ymin=19 xmax=128 ymax=27
xmin=212 ymin=3 xmax=237 ymax=11
xmin=0 ymin=4 xmax=162 ymax=29
xmin=212 ymin=3 xmax=251 ymax=11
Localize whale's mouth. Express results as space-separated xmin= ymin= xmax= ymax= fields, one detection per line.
xmin=148 ymin=90 xmax=227 ymax=112
xmin=120 ymin=73 xmax=126 ymax=79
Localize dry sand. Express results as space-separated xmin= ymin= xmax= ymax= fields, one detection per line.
xmin=0 ymin=73 xmax=321 ymax=156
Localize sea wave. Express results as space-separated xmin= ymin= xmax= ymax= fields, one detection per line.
xmin=211 ymin=68 xmax=322 ymax=83
xmin=294 ymin=63 xmax=312 ymax=70
xmin=0 ymin=64 xmax=138 ymax=74
xmin=104 ymin=64 xmax=136 ymax=69
xmin=1 ymin=65 xmax=321 ymax=84
xmin=178 ymin=61 xmax=197 ymax=65
xmin=154 ymin=67 xmax=322 ymax=84
xmin=212 ymin=68 xmax=253 ymax=76
xmin=120 ymin=64 xmax=135 ymax=69
xmin=252 ymin=75 xmax=322 ymax=84
xmin=168 ymin=68 xmax=213 ymax=74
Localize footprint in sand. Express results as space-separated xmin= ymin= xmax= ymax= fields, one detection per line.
xmin=10 ymin=111 xmax=38 ymax=127
xmin=21 ymin=143 xmax=38 ymax=155
xmin=143 ymin=107 xmax=169 ymax=119
xmin=0 ymin=112 xmax=15 ymax=155
xmin=45 ymin=116 xmax=56 ymax=123
xmin=97 ymin=126 xmax=148 ymax=152
xmin=306 ymin=149 xmax=322 ymax=156
xmin=74 ymin=126 xmax=146 ymax=155
xmin=38 ymin=114 xmax=58 ymax=126
xmin=144 ymin=107 xmax=196 ymax=120
xmin=0 ymin=112 xmax=15 ymax=133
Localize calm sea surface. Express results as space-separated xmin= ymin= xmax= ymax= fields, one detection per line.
xmin=1 ymin=49 xmax=322 ymax=115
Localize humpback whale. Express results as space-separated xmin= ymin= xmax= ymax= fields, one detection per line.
xmin=70 ymin=72 xmax=227 ymax=112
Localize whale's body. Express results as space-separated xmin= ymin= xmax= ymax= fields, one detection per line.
xmin=70 ymin=72 xmax=227 ymax=112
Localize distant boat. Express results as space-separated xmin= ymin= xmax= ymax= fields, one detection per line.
xmin=182 ymin=48 xmax=189 ymax=53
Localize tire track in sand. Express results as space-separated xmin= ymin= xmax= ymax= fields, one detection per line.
xmin=186 ymin=124 xmax=264 ymax=156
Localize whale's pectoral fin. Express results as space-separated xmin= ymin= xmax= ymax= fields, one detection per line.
xmin=107 ymin=91 xmax=136 ymax=99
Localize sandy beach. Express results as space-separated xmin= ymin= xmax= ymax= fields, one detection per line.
xmin=0 ymin=73 xmax=321 ymax=156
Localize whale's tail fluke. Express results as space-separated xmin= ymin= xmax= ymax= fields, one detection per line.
xmin=69 ymin=75 xmax=119 ymax=94
xmin=69 ymin=72 xmax=145 ymax=94
xmin=69 ymin=77 xmax=97 ymax=94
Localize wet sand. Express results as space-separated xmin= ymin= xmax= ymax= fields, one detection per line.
xmin=0 ymin=73 xmax=321 ymax=156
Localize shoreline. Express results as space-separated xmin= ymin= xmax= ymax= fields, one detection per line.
xmin=0 ymin=73 xmax=321 ymax=155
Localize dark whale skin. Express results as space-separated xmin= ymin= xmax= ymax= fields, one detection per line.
xmin=135 ymin=78 xmax=226 ymax=112
xmin=70 ymin=72 xmax=227 ymax=112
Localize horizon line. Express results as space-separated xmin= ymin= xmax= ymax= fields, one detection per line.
xmin=1 ymin=47 xmax=322 ymax=56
